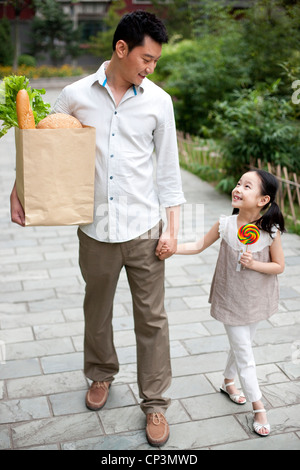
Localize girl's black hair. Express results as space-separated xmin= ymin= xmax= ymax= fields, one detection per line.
xmin=232 ymin=169 xmax=286 ymax=237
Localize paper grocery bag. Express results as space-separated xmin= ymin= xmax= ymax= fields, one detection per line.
xmin=15 ymin=126 xmax=96 ymax=226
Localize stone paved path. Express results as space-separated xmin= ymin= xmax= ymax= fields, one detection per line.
xmin=0 ymin=81 xmax=300 ymax=450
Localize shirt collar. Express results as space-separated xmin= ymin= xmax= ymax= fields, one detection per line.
xmin=92 ymin=61 xmax=146 ymax=94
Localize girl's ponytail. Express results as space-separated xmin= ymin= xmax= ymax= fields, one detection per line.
xmin=254 ymin=170 xmax=285 ymax=236
xmin=258 ymin=199 xmax=285 ymax=236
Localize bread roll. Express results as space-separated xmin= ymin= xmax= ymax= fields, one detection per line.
xmin=16 ymin=89 xmax=36 ymax=129
xmin=37 ymin=113 xmax=82 ymax=129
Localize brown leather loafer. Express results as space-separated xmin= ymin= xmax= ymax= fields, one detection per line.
xmin=86 ymin=381 xmax=111 ymax=411
xmin=146 ymin=412 xmax=170 ymax=447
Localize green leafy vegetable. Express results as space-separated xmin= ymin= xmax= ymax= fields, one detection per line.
xmin=0 ymin=75 xmax=51 ymax=138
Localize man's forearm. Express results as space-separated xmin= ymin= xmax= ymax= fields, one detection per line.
xmin=165 ymin=205 xmax=180 ymax=239
xmin=155 ymin=205 xmax=181 ymax=260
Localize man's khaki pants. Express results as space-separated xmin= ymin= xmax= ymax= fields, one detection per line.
xmin=77 ymin=223 xmax=171 ymax=414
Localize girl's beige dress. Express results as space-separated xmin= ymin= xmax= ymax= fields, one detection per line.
xmin=209 ymin=215 xmax=279 ymax=326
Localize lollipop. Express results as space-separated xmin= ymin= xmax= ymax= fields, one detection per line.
xmin=237 ymin=224 xmax=260 ymax=247
xmin=236 ymin=224 xmax=260 ymax=272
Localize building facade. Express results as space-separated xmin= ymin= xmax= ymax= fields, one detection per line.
xmin=0 ymin=0 xmax=158 ymax=66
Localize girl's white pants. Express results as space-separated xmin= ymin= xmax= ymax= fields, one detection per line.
xmin=224 ymin=322 xmax=262 ymax=403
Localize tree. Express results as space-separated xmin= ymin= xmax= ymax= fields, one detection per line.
xmin=150 ymin=0 xmax=195 ymax=40
xmin=87 ymin=0 xmax=125 ymax=60
xmin=30 ymin=0 xmax=82 ymax=66
xmin=3 ymin=0 xmax=34 ymax=70
xmin=0 ymin=17 xmax=14 ymax=65
xmin=241 ymin=0 xmax=300 ymax=85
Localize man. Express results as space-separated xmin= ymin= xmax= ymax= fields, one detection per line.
xmin=10 ymin=10 xmax=185 ymax=447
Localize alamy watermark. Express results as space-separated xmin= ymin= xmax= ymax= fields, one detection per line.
xmin=0 ymin=340 xmax=6 ymax=365
xmin=94 ymin=200 xmax=205 ymax=243
xmin=291 ymin=80 xmax=300 ymax=105
xmin=291 ymin=340 xmax=300 ymax=365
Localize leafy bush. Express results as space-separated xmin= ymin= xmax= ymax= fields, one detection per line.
xmin=18 ymin=54 xmax=36 ymax=67
xmin=0 ymin=18 xmax=13 ymax=66
xmin=240 ymin=0 xmax=300 ymax=87
xmin=153 ymin=34 xmax=250 ymax=136
xmin=211 ymin=83 xmax=300 ymax=190
xmin=152 ymin=0 xmax=300 ymax=138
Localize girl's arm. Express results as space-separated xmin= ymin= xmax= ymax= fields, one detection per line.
xmin=176 ymin=221 xmax=220 ymax=255
xmin=240 ymin=231 xmax=285 ymax=274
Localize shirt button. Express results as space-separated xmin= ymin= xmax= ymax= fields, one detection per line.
xmin=110 ymin=197 xmax=113 ymax=200
xmin=110 ymin=154 xmax=114 ymax=158
xmin=112 ymin=133 xmax=115 ymax=136
xmin=110 ymin=176 xmax=113 ymax=179
xmin=114 ymin=111 xmax=117 ymax=115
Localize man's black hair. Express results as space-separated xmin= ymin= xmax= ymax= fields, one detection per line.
xmin=112 ymin=10 xmax=168 ymax=52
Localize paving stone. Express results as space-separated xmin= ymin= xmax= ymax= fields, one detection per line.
xmin=61 ymin=430 xmax=152 ymax=451
xmin=0 ymin=327 xmax=33 ymax=345
xmin=168 ymin=308 xmax=211 ymax=325
xmin=33 ymin=321 xmax=84 ymax=340
xmin=6 ymin=370 xmax=87 ymax=399
xmin=23 ymin=276 xmax=80 ymax=291
xmin=11 ymin=412 xmax=102 ymax=448
xmin=6 ymin=337 xmax=74 ymax=361
xmin=269 ymin=310 xmax=300 ymax=327
xmin=168 ymin=374 xmax=214 ymax=399
xmin=183 ymin=334 xmax=229 ymax=355
xmin=100 ymin=405 xmax=145 ymax=434
xmin=212 ymin=432 xmax=300 ymax=450
xmin=261 ymin=381 xmax=300 ymax=407
xmin=0 ymin=426 xmax=11 ymax=450
xmin=169 ymin=322 xmax=210 ymax=340
xmin=41 ymin=352 xmax=83 ymax=374
xmin=0 ymin=381 xmax=4 ymax=399
xmin=27 ymin=295 xmax=84 ymax=313
xmin=0 ymin=310 xmax=64 ymax=329
xmin=181 ymin=392 xmax=251 ymax=420
xmin=278 ymin=361 xmax=300 ymax=381
xmin=171 ymin=352 xmax=226 ymax=376
xmin=163 ymin=416 xmax=249 ymax=449
xmin=0 ymin=396 xmax=50 ymax=424
xmin=49 ymin=390 xmax=87 ymax=416
xmin=130 ymin=374 xmax=214 ymax=402
xmin=0 ymin=358 xmax=41 ymax=380
xmin=254 ymin=324 xmax=300 ymax=346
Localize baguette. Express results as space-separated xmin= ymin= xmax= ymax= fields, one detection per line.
xmin=16 ymin=89 xmax=35 ymax=129
xmin=37 ymin=113 xmax=82 ymax=129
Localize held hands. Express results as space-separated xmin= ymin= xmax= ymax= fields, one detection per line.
xmin=155 ymin=234 xmax=176 ymax=260
xmin=155 ymin=209 xmax=178 ymax=261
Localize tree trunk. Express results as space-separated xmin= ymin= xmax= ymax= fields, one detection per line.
xmin=13 ymin=16 xmax=21 ymax=72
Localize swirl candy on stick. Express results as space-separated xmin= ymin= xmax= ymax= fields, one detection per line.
xmin=236 ymin=224 xmax=260 ymax=271
xmin=238 ymin=224 xmax=260 ymax=247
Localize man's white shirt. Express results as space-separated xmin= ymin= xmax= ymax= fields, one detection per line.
xmin=53 ymin=61 xmax=185 ymax=242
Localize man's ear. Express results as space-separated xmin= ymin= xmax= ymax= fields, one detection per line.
xmin=115 ymin=40 xmax=129 ymax=58
xmin=258 ymin=195 xmax=271 ymax=207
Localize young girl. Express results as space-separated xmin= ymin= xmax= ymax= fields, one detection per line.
xmin=161 ymin=170 xmax=285 ymax=437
